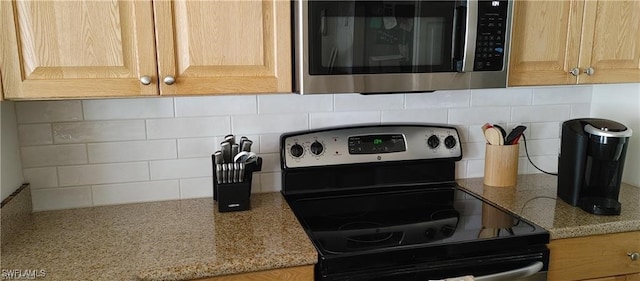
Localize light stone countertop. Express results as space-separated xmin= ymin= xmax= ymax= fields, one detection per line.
xmin=457 ymin=174 xmax=640 ymax=239
xmin=1 ymin=193 xmax=317 ymax=281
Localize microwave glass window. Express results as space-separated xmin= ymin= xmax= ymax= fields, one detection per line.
xmin=309 ymin=1 xmax=457 ymax=75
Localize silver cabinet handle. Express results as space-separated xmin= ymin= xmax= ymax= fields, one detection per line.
xmin=163 ymin=76 xmax=176 ymax=85
xmin=474 ymin=261 xmax=543 ymax=281
xmin=584 ymin=67 xmax=595 ymax=76
xmin=629 ymin=252 xmax=639 ymax=261
xmin=140 ymin=76 xmax=152 ymax=85
xmin=569 ymin=67 xmax=580 ymax=76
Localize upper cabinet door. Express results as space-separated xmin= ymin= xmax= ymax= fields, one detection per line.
xmin=508 ymin=0 xmax=584 ymax=86
xmin=153 ymin=0 xmax=291 ymax=95
xmin=1 ymin=1 xmax=158 ymax=99
xmin=578 ymin=0 xmax=640 ymax=84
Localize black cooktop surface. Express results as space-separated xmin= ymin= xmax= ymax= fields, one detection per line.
xmin=286 ymin=185 xmax=549 ymax=257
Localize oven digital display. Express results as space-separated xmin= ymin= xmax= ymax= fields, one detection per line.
xmin=348 ymin=134 xmax=406 ymax=154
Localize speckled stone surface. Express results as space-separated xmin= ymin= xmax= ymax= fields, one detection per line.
xmin=0 ymin=193 xmax=317 ymax=281
xmin=1 ymin=184 xmax=32 ymax=248
xmin=457 ymin=174 xmax=640 ymax=239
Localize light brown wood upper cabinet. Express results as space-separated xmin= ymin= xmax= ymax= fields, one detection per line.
xmin=0 ymin=0 xmax=291 ymax=100
xmin=508 ymin=0 xmax=640 ymax=86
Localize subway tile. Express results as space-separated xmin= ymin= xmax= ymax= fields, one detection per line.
xmin=258 ymin=94 xmax=333 ymax=114
xmin=92 ymin=180 xmax=180 ymax=206
xmin=570 ymin=103 xmax=591 ymax=119
xmin=23 ymin=167 xmax=58 ymax=189
xmin=448 ymin=107 xmax=511 ymax=125
xmin=15 ymin=101 xmax=83 ymax=124
xmin=179 ymin=177 xmax=214 ymax=199
xmin=175 ymin=95 xmax=257 ymax=117
xmin=259 ymin=153 xmax=281 ymax=172
xmin=525 ymin=155 xmax=558 ymax=174
xmin=233 ymin=113 xmax=308 ymax=135
xmin=520 ymin=139 xmax=559 ymax=156
xmin=177 ymin=137 xmax=221 ymax=159
xmin=21 ymin=145 xmax=87 ymax=168
xmin=259 ymin=134 xmax=282 ymax=154
xmin=88 ymin=140 xmax=177 ymax=163
xmin=462 ymin=142 xmax=486 ymax=160
xmin=454 ymin=125 xmax=470 ymax=143
xmin=149 ymin=158 xmax=211 ymax=180
xmin=18 ymin=124 xmax=53 ymax=146
xmin=309 ymin=111 xmax=380 ymax=129
xmin=83 ymin=97 xmax=174 ymax=120
xmin=533 ymin=86 xmax=592 ymax=105
xmin=466 ymin=159 xmax=485 ymax=178
xmin=405 ymin=90 xmax=471 ymax=109
xmin=455 ymin=161 xmax=467 ymax=179
xmin=529 ymin=122 xmax=561 ymax=140
xmin=467 ymin=124 xmax=489 ymax=143
xmin=146 ymin=116 xmax=231 ymax=139
xmin=381 ymin=109 xmax=448 ymax=124
xmin=31 ymin=186 xmax=92 ymax=211
xmin=53 ymin=120 xmax=146 ymax=143
xmin=471 ymin=88 xmax=533 ymax=107
xmin=178 ymin=135 xmax=260 ymax=158
xmin=58 ymin=162 xmax=150 ymax=186
xmin=250 ymin=174 xmax=262 ymax=194
xmin=259 ymin=172 xmax=282 ymax=193
xmin=511 ymin=105 xmax=571 ymax=123
xmin=334 ymin=93 xmax=404 ymax=111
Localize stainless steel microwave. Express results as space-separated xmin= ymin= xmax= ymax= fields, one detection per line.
xmin=293 ymin=0 xmax=513 ymax=94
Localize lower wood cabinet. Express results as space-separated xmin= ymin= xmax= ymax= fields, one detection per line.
xmin=192 ymin=265 xmax=313 ymax=281
xmin=548 ymin=231 xmax=640 ymax=281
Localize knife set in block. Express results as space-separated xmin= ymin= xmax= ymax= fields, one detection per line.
xmin=212 ymin=135 xmax=262 ymax=212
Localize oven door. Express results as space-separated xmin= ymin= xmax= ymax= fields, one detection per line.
xmin=318 ymin=249 xmax=549 ymax=281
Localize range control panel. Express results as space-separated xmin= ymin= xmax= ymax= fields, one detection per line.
xmin=281 ymin=125 xmax=462 ymax=169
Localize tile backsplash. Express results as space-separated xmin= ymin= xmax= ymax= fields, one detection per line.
xmin=16 ymin=86 xmax=593 ymax=211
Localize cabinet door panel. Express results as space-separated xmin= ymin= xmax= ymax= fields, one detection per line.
xmin=579 ymin=0 xmax=640 ymax=84
xmin=1 ymin=0 xmax=158 ymax=99
xmin=508 ymin=0 xmax=583 ymax=86
xmin=154 ymin=0 xmax=291 ymax=95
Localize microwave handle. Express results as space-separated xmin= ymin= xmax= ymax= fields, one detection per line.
xmin=452 ymin=5 xmax=467 ymax=72
xmin=474 ymin=262 xmax=544 ymax=281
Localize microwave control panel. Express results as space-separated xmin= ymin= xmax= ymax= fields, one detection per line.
xmin=281 ymin=125 xmax=462 ymax=169
xmin=473 ymin=0 xmax=509 ymax=71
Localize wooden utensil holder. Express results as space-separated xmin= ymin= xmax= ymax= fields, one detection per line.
xmin=483 ymin=143 xmax=519 ymax=187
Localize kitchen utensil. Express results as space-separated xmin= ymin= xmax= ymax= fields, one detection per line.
xmin=215 ymin=164 xmax=223 ymax=184
xmin=233 ymin=151 xmax=258 ymax=164
xmin=221 ymin=163 xmax=228 ymax=183
xmin=220 ymin=142 xmax=231 ymax=163
xmin=223 ymin=134 xmax=235 ymax=145
xmin=214 ymin=151 xmax=223 ymax=165
xmin=505 ymin=125 xmax=527 ymax=145
xmin=493 ymin=124 xmax=507 ymax=142
xmin=484 ymin=127 xmax=504 ymax=145
xmin=241 ymin=140 xmax=253 ymax=152
xmin=231 ymin=144 xmax=239 ymax=161
xmin=239 ymin=136 xmax=248 ymax=149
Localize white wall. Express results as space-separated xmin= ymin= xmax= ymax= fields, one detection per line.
xmin=14 ymin=86 xmax=593 ymax=211
xmin=591 ymin=83 xmax=640 ymax=187
xmin=1 ymin=101 xmax=25 ymax=201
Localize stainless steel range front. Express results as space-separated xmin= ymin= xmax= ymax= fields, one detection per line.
xmin=280 ymin=124 xmax=549 ymax=281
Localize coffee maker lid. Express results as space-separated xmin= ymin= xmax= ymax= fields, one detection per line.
xmin=584 ymin=119 xmax=632 ymax=138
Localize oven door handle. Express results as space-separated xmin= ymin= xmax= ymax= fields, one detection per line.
xmin=474 ymin=261 xmax=544 ymax=281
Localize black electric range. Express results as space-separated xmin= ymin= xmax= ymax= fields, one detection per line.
xmin=280 ymin=124 xmax=549 ymax=281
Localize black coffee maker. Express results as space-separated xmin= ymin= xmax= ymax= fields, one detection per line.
xmin=557 ymin=118 xmax=632 ymax=215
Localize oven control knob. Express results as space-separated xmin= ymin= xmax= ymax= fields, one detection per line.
xmin=310 ymin=141 xmax=324 ymax=156
xmin=290 ymin=143 xmax=304 ymax=158
xmin=444 ymin=135 xmax=457 ymax=149
xmin=427 ymin=135 xmax=440 ymax=149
